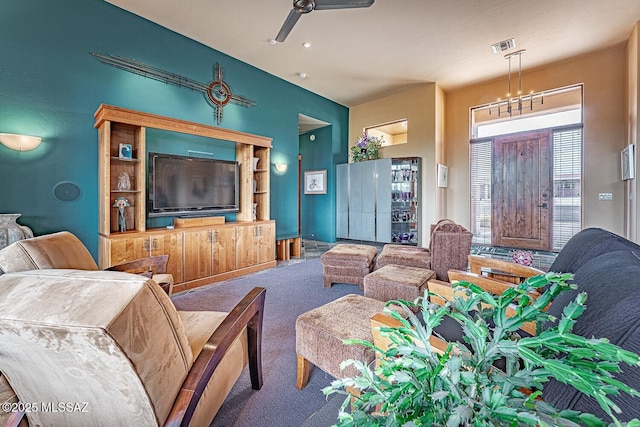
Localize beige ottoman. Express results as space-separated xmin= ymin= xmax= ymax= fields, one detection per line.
xmin=364 ymin=264 xmax=435 ymax=307
xmin=295 ymin=294 xmax=386 ymax=389
xmin=374 ymin=244 xmax=431 ymax=270
xmin=321 ymin=244 xmax=378 ymax=290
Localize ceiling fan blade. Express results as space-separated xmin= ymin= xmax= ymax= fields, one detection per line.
xmin=275 ymin=9 xmax=302 ymax=42
xmin=313 ymin=0 xmax=375 ymax=10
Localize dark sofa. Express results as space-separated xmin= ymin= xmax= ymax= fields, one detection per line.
xmin=540 ymin=228 xmax=640 ymax=420
xmin=435 ymin=227 xmax=640 ymax=421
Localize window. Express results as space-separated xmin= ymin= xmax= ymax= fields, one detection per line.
xmin=365 ymin=119 xmax=408 ymax=147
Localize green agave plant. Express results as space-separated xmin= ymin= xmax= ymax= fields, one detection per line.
xmin=323 ymin=273 xmax=640 ymax=427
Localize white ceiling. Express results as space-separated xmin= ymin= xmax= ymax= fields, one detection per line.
xmin=106 ymin=0 xmax=640 ymax=107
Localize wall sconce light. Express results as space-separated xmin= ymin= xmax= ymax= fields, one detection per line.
xmin=0 ymin=133 xmax=42 ymax=151
xmin=274 ymin=163 xmax=288 ymax=173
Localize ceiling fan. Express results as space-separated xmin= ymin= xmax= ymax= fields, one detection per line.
xmin=275 ymin=0 xmax=375 ymax=43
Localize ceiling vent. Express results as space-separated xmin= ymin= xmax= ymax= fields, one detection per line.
xmin=491 ymin=38 xmax=516 ymax=54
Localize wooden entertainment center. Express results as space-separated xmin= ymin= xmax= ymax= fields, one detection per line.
xmin=94 ymin=104 xmax=276 ymax=293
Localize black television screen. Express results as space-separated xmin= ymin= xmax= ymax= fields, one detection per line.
xmin=148 ymin=152 xmax=239 ymax=217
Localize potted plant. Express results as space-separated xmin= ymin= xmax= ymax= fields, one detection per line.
xmin=350 ymin=132 xmax=384 ymax=162
xmin=324 ymin=273 xmax=640 ymax=426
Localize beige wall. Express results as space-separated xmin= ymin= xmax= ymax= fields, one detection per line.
xmin=350 ymin=41 xmax=633 ymax=245
xmin=627 ymin=23 xmax=639 ymax=241
xmin=349 ymin=83 xmax=441 ymax=246
xmin=445 ymin=45 xmax=628 ymax=236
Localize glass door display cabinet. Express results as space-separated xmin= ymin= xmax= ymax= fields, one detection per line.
xmin=391 ymin=157 xmax=420 ymax=245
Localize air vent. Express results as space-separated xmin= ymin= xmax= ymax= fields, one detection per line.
xmin=491 ymin=38 xmax=516 ymax=54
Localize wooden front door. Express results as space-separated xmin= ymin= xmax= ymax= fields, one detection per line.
xmin=491 ymin=130 xmax=552 ymax=250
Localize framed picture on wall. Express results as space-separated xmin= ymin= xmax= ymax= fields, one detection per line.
xmin=437 ymin=163 xmax=448 ymax=188
xmin=304 ymin=170 xmax=327 ymax=194
xmin=622 ymin=144 xmax=635 ymax=181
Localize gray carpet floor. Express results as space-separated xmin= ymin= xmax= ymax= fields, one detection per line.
xmin=172 ymin=258 xmax=360 ymax=427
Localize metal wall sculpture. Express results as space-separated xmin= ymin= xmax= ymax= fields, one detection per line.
xmin=91 ymin=53 xmax=256 ymax=124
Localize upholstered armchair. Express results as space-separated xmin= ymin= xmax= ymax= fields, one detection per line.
xmin=0 ymin=269 xmax=265 ymax=426
xmin=375 ymin=219 xmax=473 ymax=281
xmin=0 ymin=231 xmax=175 ymax=295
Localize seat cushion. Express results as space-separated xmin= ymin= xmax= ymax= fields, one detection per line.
xmin=364 ymin=264 xmax=435 ymax=305
xmin=0 ymin=269 xmax=193 ymax=426
xmin=0 ymin=231 xmax=99 ymax=273
xmin=178 ymin=311 xmax=248 ymax=427
xmin=375 ymin=244 xmax=431 ymax=270
xmin=321 ymin=244 xmax=378 ymax=268
xmin=296 ymin=294 xmax=387 ymax=379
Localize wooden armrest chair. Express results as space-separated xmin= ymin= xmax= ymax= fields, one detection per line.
xmin=107 ymin=254 xmax=174 ymax=295
xmin=0 ymin=231 xmax=175 ymax=295
xmin=0 ymin=269 xmax=265 ymax=427
xmin=467 ymin=254 xmax=544 ymax=284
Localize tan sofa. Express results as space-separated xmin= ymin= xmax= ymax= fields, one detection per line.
xmin=0 ymin=231 xmax=175 ymax=295
xmin=0 ymin=256 xmax=265 ymax=426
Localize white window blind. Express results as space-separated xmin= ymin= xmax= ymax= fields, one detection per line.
xmin=469 ymin=139 xmax=492 ymax=245
xmin=552 ymin=127 xmax=582 ymax=250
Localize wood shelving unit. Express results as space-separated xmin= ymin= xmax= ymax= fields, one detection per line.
xmin=95 ymin=104 xmax=276 ymax=288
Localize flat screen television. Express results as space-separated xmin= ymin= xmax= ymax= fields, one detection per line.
xmin=148 ymin=152 xmax=239 ymax=217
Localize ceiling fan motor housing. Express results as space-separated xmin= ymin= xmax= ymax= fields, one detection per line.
xmin=294 ymin=0 xmax=315 ymax=13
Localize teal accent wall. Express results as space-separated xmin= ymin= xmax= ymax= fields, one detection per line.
xmin=299 ymin=127 xmax=339 ymax=242
xmin=0 ymin=0 xmax=348 ymax=258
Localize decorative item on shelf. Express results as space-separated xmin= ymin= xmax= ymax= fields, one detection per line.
xmin=0 ymin=133 xmax=42 ymax=151
xmin=117 ymin=172 xmax=131 ymax=191
xmin=512 ymin=249 xmax=534 ymax=266
xmin=252 ymin=203 xmax=258 ymax=221
xmin=119 ymin=143 xmax=132 ymax=159
xmin=0 ymin=213 xmax=34 ymax=250
xmin=253 ymin=157 xmax=260 ymax=171
xmin=113 ymin=196 xmax=130 ymax=232
xmin=350 ymin=132 xmax=383 ymax=162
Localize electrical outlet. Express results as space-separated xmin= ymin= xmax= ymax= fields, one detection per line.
xmin=598 ymin=193 xmax=613 ymax=201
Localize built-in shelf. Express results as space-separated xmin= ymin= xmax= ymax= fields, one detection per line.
xmin=111 ymin=157 xmax=141 ymax=163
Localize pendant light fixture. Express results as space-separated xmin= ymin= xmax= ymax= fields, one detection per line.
xmin=490 ymin=48 xmax=543 ymax=117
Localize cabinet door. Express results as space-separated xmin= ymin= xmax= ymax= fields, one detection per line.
xmin=150 ymin=232 xmax=184 ymax=283
xmin=375 ymin=159 xmax=392 ymax=243
xmin=348 ymin=162 xmax=362 ymax=240
xmin=336 ymin=163 xmax=349 ymax=239
xmin=257 ymin=222 xmax=275 ymax=264
xmin=212 ymin=227 xmax=236 ymax=274
xmin=182 ymin=230 xmax=212 ymax=282
xmin=109 ymin=236 xmax=150 ymax=266
xmin=360 ymin=160 xmax=376 ymax=214
xmin=236 ymin=225 xmax=257 ymax=269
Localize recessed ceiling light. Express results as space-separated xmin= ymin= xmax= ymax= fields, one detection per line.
xmin=268 ymin=38 xmax=277 ymax=45
xmin=491 ymin=38 xmax=515 ymax=53
xmin=302 ymin=41 xmax=311 ymax=48
xmin=298 ymin=72 xmax=307 ymax=79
